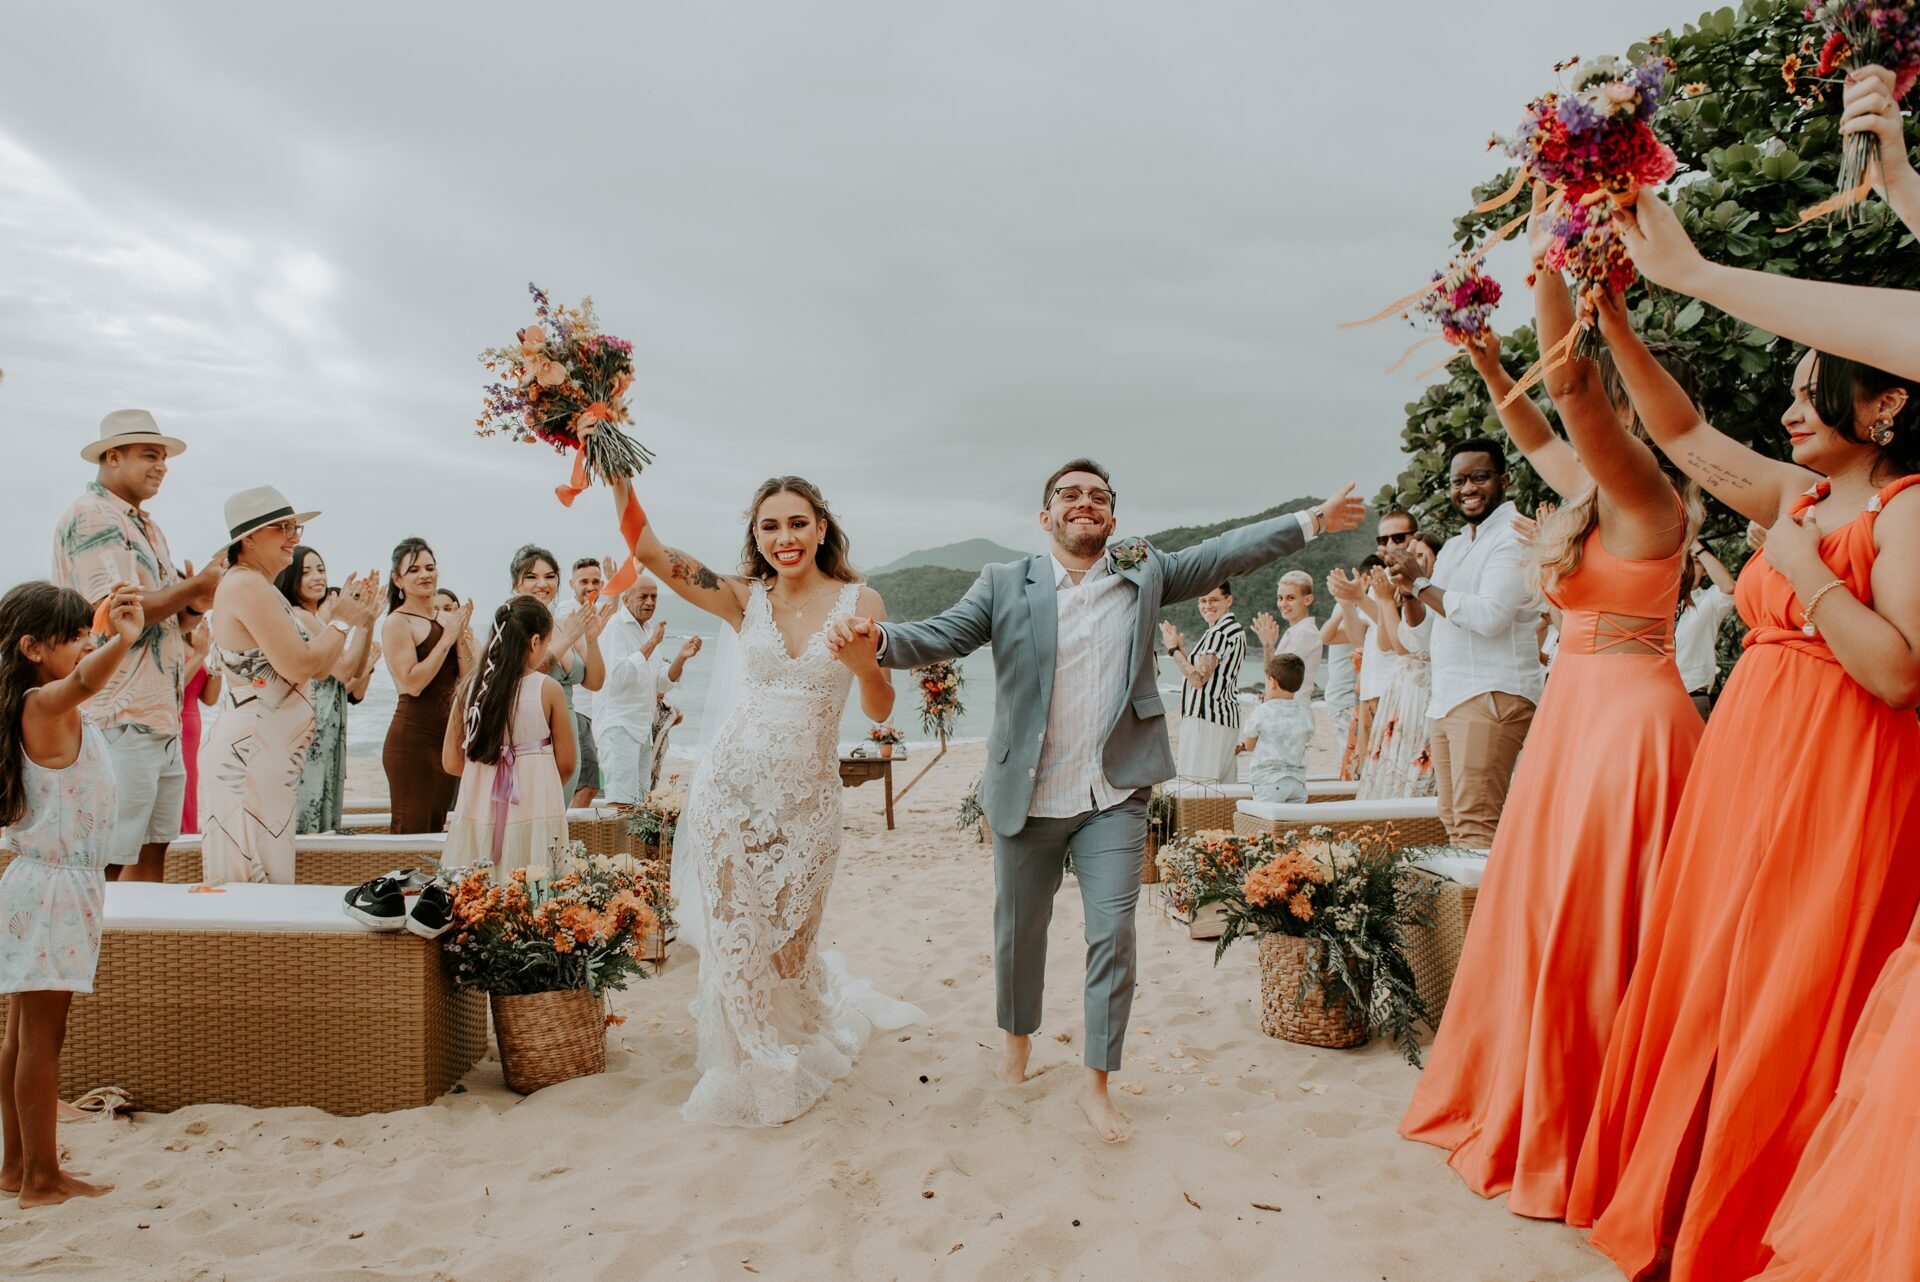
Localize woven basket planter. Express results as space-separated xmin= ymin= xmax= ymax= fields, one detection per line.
xmin=490 ymin=989 xmax=608 ymax=1093
xmin=1258 ymin=933 xmax=1369 ymax=1049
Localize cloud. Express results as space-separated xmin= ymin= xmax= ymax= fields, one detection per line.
xmin=0 ymin=0 xmax=1682 ymax=622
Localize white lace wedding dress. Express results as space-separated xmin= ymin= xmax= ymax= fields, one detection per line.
xmin=673 ymin=580 xmax=925 ymax=1127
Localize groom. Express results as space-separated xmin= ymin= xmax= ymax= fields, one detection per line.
xmin=830 ymin=459 xmax=1367 ymax=1141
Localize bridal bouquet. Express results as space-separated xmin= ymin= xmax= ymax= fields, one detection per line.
xmin=1804 ymin=1 xmax=1920 ymax=221
xmin=477 ymin=283 xmax=655 ymax=486
xmin=1391 ymin=258 xmax=1505 ymax=376
xmin=915 ymin=660 xmax=966 ymax=740
xmin=441 ymin=847 xmax=666 ymax=996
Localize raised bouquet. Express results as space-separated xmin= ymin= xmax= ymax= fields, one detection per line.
xmin=915 ymin=659 xmax=966 ymax=740
xmin=440 ymin=844 xmax=671 ymax=997
xmin=1504 ymin=55 xmax=1678 ymax=364
xmin=1192 ymin=825 xmax=1437 ymax=1065
xmin=478 ymin=283 xmax=655 ymax=489
xmin=868 ymin=723 xmax=905 ymax=747
xmin=1805 ymin=2 xmax=1920 ymax=221
xmin=1391 ymin=257 xmax=1505 ymax=376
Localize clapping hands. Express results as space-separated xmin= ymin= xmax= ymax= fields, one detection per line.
xmin=584 ymin=598 xmax=618 ymax=641
xmin=1158 ymin=618 xmax=1186 ymax=653
xmin=1326 ymin=567 xmax=1366 ymax=606
xmin=330 ymin=572 xmax=384 ymax=629
xmin=677 ymin=634 xmax=703 ymax=664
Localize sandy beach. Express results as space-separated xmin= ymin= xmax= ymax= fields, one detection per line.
xmin=1 ymin=733 xmax=1611 ymax=1281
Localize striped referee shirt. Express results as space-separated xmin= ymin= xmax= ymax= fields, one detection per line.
xmin=1180 ymin=612 xmax=1245 ymax=729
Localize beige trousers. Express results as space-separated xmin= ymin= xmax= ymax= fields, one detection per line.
xmin=1427 ymin=691 xmax=1536 ymax=850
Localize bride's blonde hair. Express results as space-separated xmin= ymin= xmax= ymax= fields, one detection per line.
xmin=1530 ymin=344 xmax=1704 ymax=609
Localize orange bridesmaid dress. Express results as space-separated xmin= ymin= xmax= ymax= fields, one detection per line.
xmin=1752 ymin=932 xmax=1920 ymax=1280
xmin=1568 ymin=475 xmax=1920 ymax=1281
xmin=1400 ymin=524 xmax=1702 ymax=1219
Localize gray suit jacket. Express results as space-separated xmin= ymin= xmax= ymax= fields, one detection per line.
xmin=876 ymin=513 xmax=1311 ymax=835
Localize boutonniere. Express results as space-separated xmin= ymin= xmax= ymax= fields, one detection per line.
xmin=1107 ymin=538 xmax=1149 ymax=573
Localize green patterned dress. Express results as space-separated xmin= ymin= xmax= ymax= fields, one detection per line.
xmin=296 ymin=676 xmax=349 ymax=834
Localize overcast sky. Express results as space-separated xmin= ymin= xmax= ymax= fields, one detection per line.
xmin=1 ymin=1 xmax=1681 ymax=620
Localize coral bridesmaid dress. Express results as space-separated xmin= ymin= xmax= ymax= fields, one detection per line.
xmin=1400 ymin=523 xmax=1702 ymax=1219
xmin=1568 ymin=475 xmax=1920 ymax=1281
xmin=1752 ymin=930 xmax=1920 ymax=1280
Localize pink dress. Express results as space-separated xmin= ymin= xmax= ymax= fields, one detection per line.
xmin=443 ymin=673 xmax=568 ymax=872
xmin=181 ymin=665 xmax=208 ymax=834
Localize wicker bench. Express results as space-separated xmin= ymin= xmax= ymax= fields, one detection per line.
xmin=1163 ymin=778 xmax=1359 ymax=833
xmin=337 ymin=807 xmax=629 ymax=856
xmin=1232 ymin=796 xmax=1449 ymax=846
xmin=159 ymin=834 xmax=445 ymax=886
xmin=64 ymin=884 xmax=485 ymax=1115
xmin=1402 ymin=853 xmax=1484 ymax=1027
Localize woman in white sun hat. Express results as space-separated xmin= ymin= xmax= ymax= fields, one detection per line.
xmin=198 ymin=487 xmax=382 ymax=883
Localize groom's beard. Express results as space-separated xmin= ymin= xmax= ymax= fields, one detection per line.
xmin=1053 ymin=523 xmax=1110 ymax=560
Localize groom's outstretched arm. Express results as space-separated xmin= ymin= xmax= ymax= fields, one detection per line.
xmin=838 ymin=567 xmax=995 ymax=671
xmin=1159 ymin=483 xmax=1368 ymax=606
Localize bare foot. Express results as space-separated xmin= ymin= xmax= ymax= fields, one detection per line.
xmin=1078 ymin=1082 xmax=1132 ymax=1144
xmin=18 ymin=1170 xmax=114 ymax=1208
xmin=0 ymin=1169 xmax=17 ymax=1196
xmin=996 ymin=1033 xmax=1031 ymax=1085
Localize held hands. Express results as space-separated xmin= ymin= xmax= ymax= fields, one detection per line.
xmin=827 ymin=616 xmax=880 ymax=671
xmin=1313 ymin=483 xmax=1369 ymax=535
xmin=1158 ymin=618 xmax=1186 ymax=652
xmin=1251 ymin=612 xmax=1281 ymax=648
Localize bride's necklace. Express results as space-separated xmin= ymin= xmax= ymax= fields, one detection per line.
xmin=768 ymin=579 xmax=834 ymax=619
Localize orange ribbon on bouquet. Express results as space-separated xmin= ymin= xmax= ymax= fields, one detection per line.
xmin=1339 ymin=205 xmax=1533 ymax=329
xmin=555 ymin=402 xmax=648 ymax=597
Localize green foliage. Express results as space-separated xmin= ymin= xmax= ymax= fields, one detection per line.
xmin=1395 ymin=0 xmax=1920 ymax=673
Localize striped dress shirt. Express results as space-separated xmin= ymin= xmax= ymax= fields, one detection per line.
xmin=1180 ymin=612 xmax=1246 ymax=729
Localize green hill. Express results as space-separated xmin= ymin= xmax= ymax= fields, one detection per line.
xmin=871 ymin=498 xmax=1377 ymax=636
xmin=873 ymin=538 xmax=1027 ymax=575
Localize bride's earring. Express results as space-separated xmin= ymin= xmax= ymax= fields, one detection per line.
xmin=1872 ymin=416 xmax=1897 ymax=447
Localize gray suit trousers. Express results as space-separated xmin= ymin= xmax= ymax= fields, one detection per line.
xmin=993 ymin=790 xmax=1147 ymax=1072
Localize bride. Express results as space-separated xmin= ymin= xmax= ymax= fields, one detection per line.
xmin=608 ymin=467 xmax=925 ymax=1127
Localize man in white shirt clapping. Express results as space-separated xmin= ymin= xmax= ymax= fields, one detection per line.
xmin=1384 ymin=439 xmax=1544 ymax=850
xmin=596 ymin=575 xmax=699 ymax=807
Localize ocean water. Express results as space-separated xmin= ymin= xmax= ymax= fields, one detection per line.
xmin=341 ymin=634 xmax=1005 ymax=759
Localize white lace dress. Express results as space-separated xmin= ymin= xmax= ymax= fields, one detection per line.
xmin=674 ymin=580 xmax=925 ymax=1127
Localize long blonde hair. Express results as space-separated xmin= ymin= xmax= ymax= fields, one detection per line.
xmin=1530 ymin=345 xmax=1705 ymax=609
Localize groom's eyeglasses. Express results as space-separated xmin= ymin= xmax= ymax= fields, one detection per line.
xmin=1051 ymin=486 xmax=1114 ymax=509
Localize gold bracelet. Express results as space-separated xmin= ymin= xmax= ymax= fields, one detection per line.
xmin=1800 ymin=578 xmax=1848 ymax=637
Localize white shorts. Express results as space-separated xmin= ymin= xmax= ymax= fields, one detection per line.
xmin=100 ymin=724 xmax=186 ymax=864
xmin=597 ymin=726 xmax=651 ymax=806
xmin=1174 ymin=716 xmax=1239 ymax=784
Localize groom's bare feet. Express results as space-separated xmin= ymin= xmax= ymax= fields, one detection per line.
xmin=996 ymin=1033 xmax=1032 ymax=1085
xmin=1078 ymin=1070 xmax=1131 ymax=1144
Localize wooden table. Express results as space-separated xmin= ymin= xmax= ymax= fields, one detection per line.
xmin=839 ymin=755 xmax=895 ymax=830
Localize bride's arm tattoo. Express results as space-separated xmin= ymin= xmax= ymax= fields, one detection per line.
xmin=665 ymin=548 xmax=729 ymax=591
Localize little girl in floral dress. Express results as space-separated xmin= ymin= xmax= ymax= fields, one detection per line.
xmin=440 ymin=595 xmax=574 ymax=871
xmin=0 ymin=578 xmax=144 ymax=1208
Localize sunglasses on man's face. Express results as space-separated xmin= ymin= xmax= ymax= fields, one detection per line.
xmin=1376 ymin=531 xmax=1414 ymax=547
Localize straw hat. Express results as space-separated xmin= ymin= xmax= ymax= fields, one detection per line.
xmin=80 ymin=409 xmax=187 ymax=464
xmin=220 ymin=486 xmax=322 ymax=554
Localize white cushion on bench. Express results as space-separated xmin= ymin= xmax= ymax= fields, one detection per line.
xmin=105 ymin=883 xmax=368 ymax=934
xmin=1162 ymin=778 xmax=1354 ymax=801
xmin=1236 ymin=796 xmax=1442 ymax=823
xmin=167 ymin=834 xmax=445 ymax=855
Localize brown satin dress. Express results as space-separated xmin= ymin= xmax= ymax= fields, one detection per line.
xmin=381 ymin=616 xmax=460 ymax=833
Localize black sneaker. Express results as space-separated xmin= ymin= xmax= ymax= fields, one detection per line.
xmin=343 ymin=877 xmax=407 ymax=931
xmin=405 ymin=883 xmax=454 ymax=940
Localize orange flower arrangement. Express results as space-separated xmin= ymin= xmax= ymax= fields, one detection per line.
xmin=440 ymin=843 xmax=670 ymax=996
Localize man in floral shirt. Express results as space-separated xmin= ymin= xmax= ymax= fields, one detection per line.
xmin=52 ymin=410 xmax=220 ymax=881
